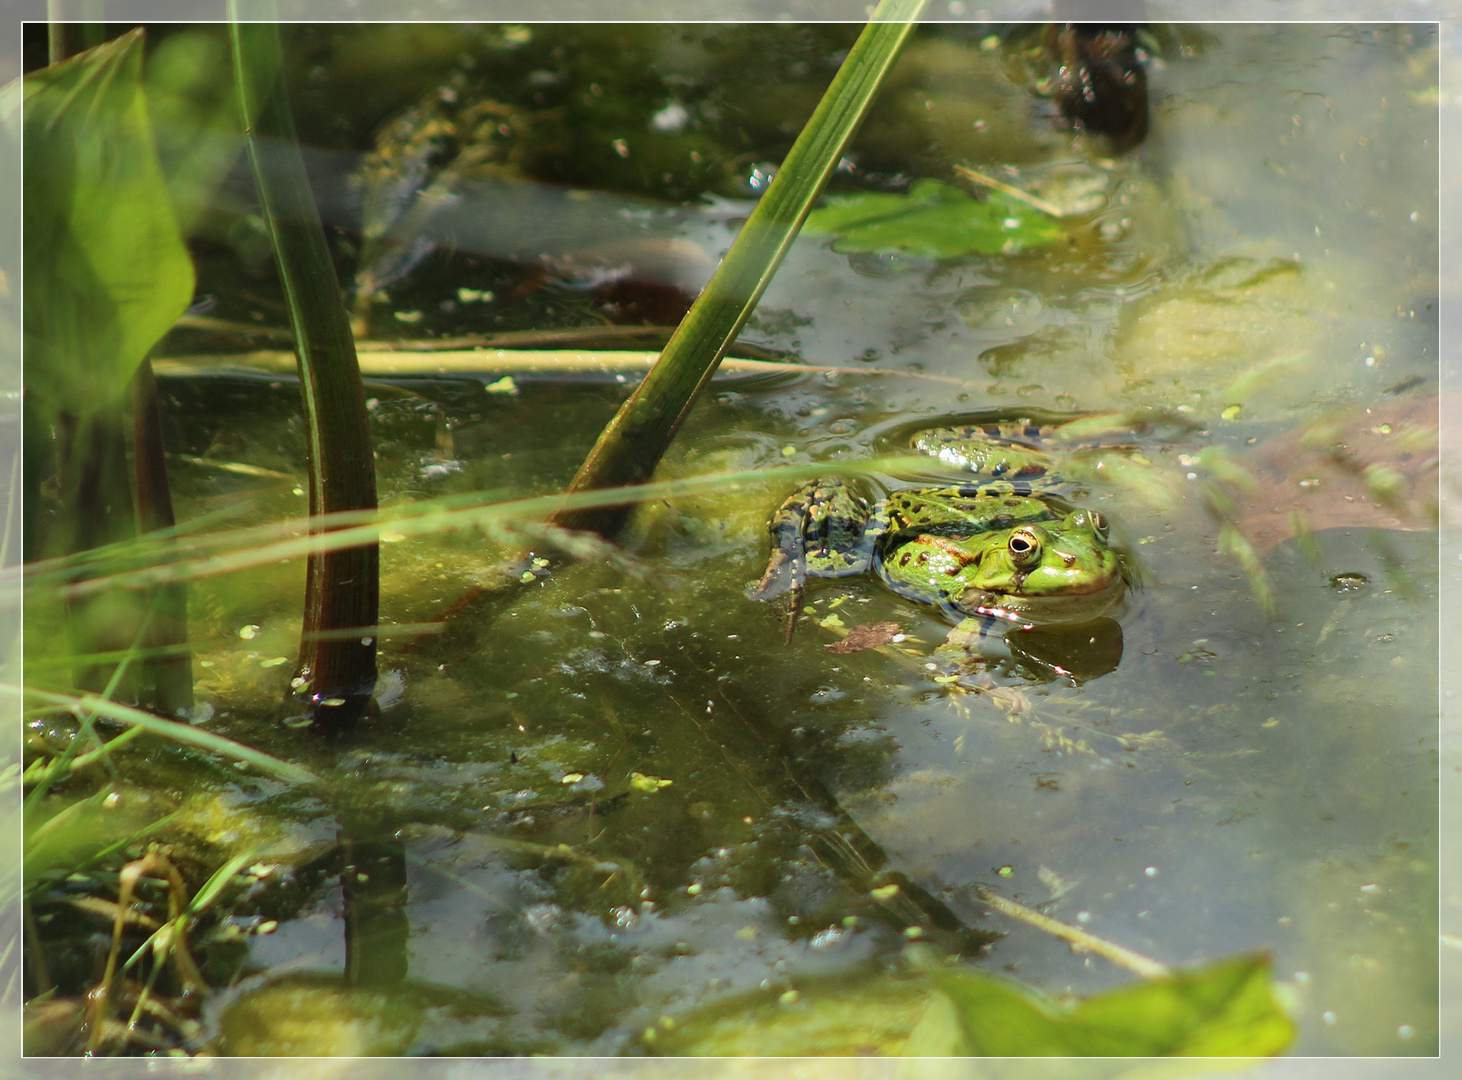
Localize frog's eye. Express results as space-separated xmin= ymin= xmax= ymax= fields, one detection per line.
xmin=1066 ymin=509 xmax=1109 ymax=541
xmin=1008 ymin=528 xmax=1043 ymax=569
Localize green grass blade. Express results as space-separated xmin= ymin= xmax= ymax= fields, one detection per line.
xmin=553 ymin=0 xmax=928 ymax=537
xmin=18 ymin=687 xmax=322 ymax=787
xmin=23 ymin=454 xmax=939 ymax=596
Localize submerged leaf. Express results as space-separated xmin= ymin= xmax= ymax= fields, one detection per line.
xmin=650 ymin=974 xmax=932 ymax=1056
xmin=23 ymin=29 xmax=196 ymax=418
xmin=805 ymin=178 xmax=1066 ymax=257
xmin=1230 ymin=397 xmax=1440 ymax=552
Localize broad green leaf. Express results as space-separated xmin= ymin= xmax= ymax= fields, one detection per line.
xmin=805 ymin=178 xmax=1066 ymax=257
xmin=916 ymin=954 xmax=1295 ymax=1057
xmin=23 ymin=29 xmax=195 ymax=419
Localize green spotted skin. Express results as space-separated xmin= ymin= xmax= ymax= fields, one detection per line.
xmin=754 ymin=426 xmax=1125 ymax=626
xmin=910 ymin=426 xmax=1055 ymax=484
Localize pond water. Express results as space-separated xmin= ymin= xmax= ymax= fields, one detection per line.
xmin=22 ymin=21 xmax=1439 ymax=1060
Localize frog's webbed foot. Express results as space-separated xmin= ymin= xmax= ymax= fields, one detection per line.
xmin=752 ymin=478 xmax=875 ymax=600
xmin=754 ymin=546 xmax=806 ymax=646
xmin=751 ymin=539 xmax=804 ymax=602
xmin=754 ymin=477 xmax=876 ymax=643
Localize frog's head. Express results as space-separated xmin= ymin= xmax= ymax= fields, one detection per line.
xmin=954 ymin=508 xmax=1126 ymax=624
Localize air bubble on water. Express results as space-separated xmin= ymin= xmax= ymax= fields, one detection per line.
xmin=651 ymin=102 xmax=689 ymax=133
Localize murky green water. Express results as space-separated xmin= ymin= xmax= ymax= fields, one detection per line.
xmin=24 ymin=22 xmax=1438 ymax=1057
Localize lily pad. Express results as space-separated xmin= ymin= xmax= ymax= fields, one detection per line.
xmin=804 ymin=178 xmax=1066 ymax=258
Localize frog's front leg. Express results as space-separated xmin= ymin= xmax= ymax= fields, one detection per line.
xmin=934 ymin=615 xmax=1126 ymax=685
xmin=752 ymin=477 xmax=878 ymax=602
xmin=931 ymin=615 xmax=1021 ymax=676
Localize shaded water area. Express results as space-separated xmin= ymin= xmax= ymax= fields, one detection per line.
xmin=21 ymin=22 xmax=1439 ymax=1057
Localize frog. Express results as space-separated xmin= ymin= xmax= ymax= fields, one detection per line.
xmin=753 ymin=423 xmax=1129 ymax=663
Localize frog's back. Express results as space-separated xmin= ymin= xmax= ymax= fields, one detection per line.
xmin=910 ymin=425 xmax=1056 ymax=484
xmin=879 ymin=488 xmax=1062 ymax=546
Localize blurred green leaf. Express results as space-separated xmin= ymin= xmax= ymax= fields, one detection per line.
xmin=23 ymin=29 xmax=195 ymax=419
xmin=914 ymin=954 xmax=1295 ymax=1057
xmin=648 ymin=954 xmax=1293 ymax=1058
xmin=805 ymin=178 xmax=1066 ymax=257
xmin=145 ymin=27 xmax=245 ymax=236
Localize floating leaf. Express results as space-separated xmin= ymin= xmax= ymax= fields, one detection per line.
xmin=804 ymin=178 xmax=1066 ymax=258
xmin=912 ymin=953 xmax=1295 ymax=1057
xmin=23 ymin=30 xmax=196 ymax=419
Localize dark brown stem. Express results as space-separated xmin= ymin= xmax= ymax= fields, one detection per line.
xmin=55 ymin=411 xmax=140 ymax=697
xmin=130 ymin=361 xmax=194 ymax=717
xmin=231 ymin=20 xmax=379 ymax=729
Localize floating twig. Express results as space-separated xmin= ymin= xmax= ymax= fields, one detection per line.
xmin=974 ymin=885 xmax=1170 ymax=980
xmin=953 ymin=164 xmax=1066 ymax=218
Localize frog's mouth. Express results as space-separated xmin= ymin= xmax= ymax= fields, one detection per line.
xmin=955 ymin=574 xmax=1126 ymax=626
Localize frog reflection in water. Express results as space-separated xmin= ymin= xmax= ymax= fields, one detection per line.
xmin=753 ymin=424 xmax=1130 ymax=678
